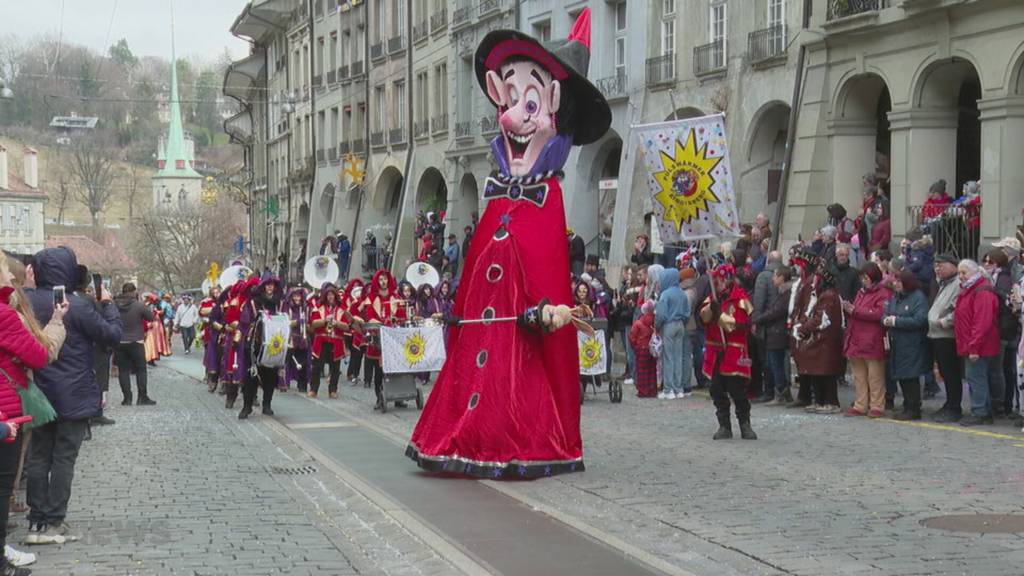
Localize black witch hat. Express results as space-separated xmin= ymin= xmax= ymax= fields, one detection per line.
xmin=474 ymin=8 xmax=612 ymax=146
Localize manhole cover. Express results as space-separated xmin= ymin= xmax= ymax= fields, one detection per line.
xmin=921 ymin=514 xmax=1024 ymax=533
xmin=269 ymin=464 xmax=317 ymax=476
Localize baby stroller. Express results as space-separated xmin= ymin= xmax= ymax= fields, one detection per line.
xmin=578 ymin=318 xmax=623 ymax=404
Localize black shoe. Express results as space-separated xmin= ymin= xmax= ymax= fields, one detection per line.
xmin=137 ymin=398 xmax=156 ymax=406
xmin=739 ymin=422 xmax=758 ymax=440
xmin=92 ymin=415 xmax=116 ymax=426
xmin=225 ymin=397 xmax=236 ymax=409
xmin=238 ymin=406 xmax=252 ymax=420
xmin=261 ymin=405 xmax=274 ymax=416
xmin=893 ymin=410 xmax=921 ymax=421
xmin=83 ymin=427 xmax=92 ymax=441
xmin=787 ymin=400 xmax=811 ymax=409
xmin=960 ymin=415 xmax=994 ymax=427
xmin=712 ymin=426 xmax=733 ymax=440
xmin=884 ymin=398 xmax=895 ymax=411
xmin=931 ymin=408 xmax=962 ymax=423
xmin=121 ymin=397 xmax=132 ymax=406
xmin=751 ymin=394 xmax=774 ymax=404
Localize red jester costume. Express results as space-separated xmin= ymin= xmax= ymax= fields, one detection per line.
xmin=359 ymin=270 xmax=407 ymax=409
xmin=406 ymin=9 xmax=611 ymax=479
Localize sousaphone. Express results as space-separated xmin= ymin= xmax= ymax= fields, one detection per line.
xmin=405 ymin=261 xmax=440 ymax=288
xmin=303 ymin=255 xmax=340 ymax=290
xmin=218 ymin=264 xmax=253 ymax=289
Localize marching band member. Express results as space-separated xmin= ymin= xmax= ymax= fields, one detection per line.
xmin=310 ymin=283 xmax=348 ymax=399
xmin=239 ymin=277 xmax=284 ymax=419
xmin=341 ymin=279 xmax=366 ymax=386
xmin=700 ymin=265 xmax=757 ymax=441
xmin=285 ymin=287 xmax=311 ymax=393
xmin=360 ymin=269 xmax=406 ymax=410
xmin=199 ymin=286 xmax=222 ymax=393
xmin=218 ymin=279 xmax=253 ymax=409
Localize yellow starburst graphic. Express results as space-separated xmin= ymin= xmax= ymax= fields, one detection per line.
xmin=404 ymin=332 xmax=427 ymax=366
xmin=653 ymin=129 xmax=723 ymax=232
xmin=267 ymin=334 xmax=286 ymax=357
xmin=579 ymin=336 xmax=603 ymax=370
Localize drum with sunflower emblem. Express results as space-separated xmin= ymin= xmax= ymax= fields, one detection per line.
xmin=258 ymin=313 xmax=292 ymax=368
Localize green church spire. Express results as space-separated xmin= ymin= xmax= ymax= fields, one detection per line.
xmin=155 ymin=21 xmax=201 ymax=179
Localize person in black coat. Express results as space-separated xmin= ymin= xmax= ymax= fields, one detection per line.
xmin=755 ymin=266 xmax=794 ymax=404
xmin=630 ymin=234 xmax=655 ymax=268
xmin=568 ymin=228 xmax=586 ymax=278
xmin=833 ymin=244 xmax=862 ymax=302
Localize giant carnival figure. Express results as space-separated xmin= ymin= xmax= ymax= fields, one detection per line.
xmin=406 ymin=9 xmax=611 ymax=478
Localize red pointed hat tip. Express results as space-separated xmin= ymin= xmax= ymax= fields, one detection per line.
xmin=568 ymin=7 xmax=591 ymax=50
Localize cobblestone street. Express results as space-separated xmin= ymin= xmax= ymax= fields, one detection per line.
xmin=20 ymin=350 xmax=1024 ymax=576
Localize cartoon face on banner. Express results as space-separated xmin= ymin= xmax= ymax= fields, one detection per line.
xmin=654 ymin=130 xmax=723 ymax=230
xmin=485 ymin=61 xmax=562 ymax=177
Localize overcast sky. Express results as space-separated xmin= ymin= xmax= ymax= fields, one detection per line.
xmin=1 ymin=0 xmax=251 ymax=62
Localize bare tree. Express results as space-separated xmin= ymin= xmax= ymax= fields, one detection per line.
xmin=125 ymin=163 xmax=142 ymax=220
xmin=67 ymin=140 xmax=117 ymax=229
xmin=131 ymin=201 xmax=244 ymax=291
xmin=55 ymin=175 xmax=71 ymax=225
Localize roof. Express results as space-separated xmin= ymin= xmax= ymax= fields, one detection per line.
xmin=49 ymin=116 xmax=99 ymax=129
xmin=154 ymin=49 xmax=201 ymax=180
xmin=45 ymin=235 xmax=136 ymax=273
xmin=0 ymin=173 xmax=46 ymax=199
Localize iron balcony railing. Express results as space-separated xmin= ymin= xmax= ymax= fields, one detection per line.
xmin=371 ymin=131 xmax=386 ymax=147
xmin=479 ymin=115 xmax=499 ymax=136
xmin=431 ymin=114 xmax=448 ymax=133
xmin=413 ymin=21 xmax=428 ymax=43
xmin=328 ymin=146 xmax=339 ymax=162
xmin=694 ymin=40 xmax=726 ymax=75
xmin=749 ymin=25 xmax=786 ymax=63
xmin=645 ymin=53 xmax=676 ymax=87
xmin=316 ymin=148 xmax=326 ymax=163
xmin=370 ymin=42 xmax=384 ymax=60
xmin=338 ymin=65 xmax=349 ymax=80
xmin=828 ymin=0 xmax=884 ymax=20
xmin=430 ymin=8 xmax=447 ymax=32
xmin=596 ymin=71 xmax=627 ymax=100
xmin=414 ymin=119 xmax=430 ymax=138
xmin=455 ymin=120 xmax=473 ymax=139
xmin=351 ymin=60 xmax=364 ymax=77
xmin=339 ymin=141 xmax=350 ymax=155
xmin=389 ymin=127 xmax=405 ymax=145
xmin=327 ymin=69 xmax=337 ymax=84
xmin=453 ymin=3 xmax=472 ymax=26
xmin=479 ymin=0 xmax=499 ymax=17
xmin=312 ymin=74 xmax=323 ymax=88
xmin=388 ymin=35 xmax=406 ymax=54
xmin=907 ymin=203 xmax=980 ymax=262
xmin=352 ymin=139 xmax=366 ymax=154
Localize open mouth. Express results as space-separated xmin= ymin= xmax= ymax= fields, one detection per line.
xmin=504 ymin=129 xmax=535 ymax=160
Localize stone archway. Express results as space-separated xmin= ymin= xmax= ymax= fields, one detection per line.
xmin=449 ymin=172 xmax=479 ymax=238
xmin=743 ymin=101 xmax=791 ymax=223
xmin=416 ymin=167 xmax=448 ymax=215
xmin=831 ymin=73 xmax=892 ymax=214
xmin=319 ymin=183 xmax=336 ymax=220
xmin=665 ymin=106 xmax=706 ymax=122
xmin=585 ymin=132 xmax=622 ymax=261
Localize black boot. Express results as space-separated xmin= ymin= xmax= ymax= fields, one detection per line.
xmin=225 ymin=384 xmax=238 ymax=409
xmin=238 ymin=404 xmax=252 ymax=419
xmin=894 ymin=380 xmax=922 ymax=421
xmin=121 ymin=394 xmax=133 ymax=406
xmin=207 ymin=376 xmax=218 ymax=393
xmin=884 ymin=394 xmax=895 ymax=412
xmin=261 ymin=403 xmax=274 ymax=416
xmin=739 ymin=421 xmax=758 ymax=440
xmin=713 ymin=425 xmax=733 ymax=440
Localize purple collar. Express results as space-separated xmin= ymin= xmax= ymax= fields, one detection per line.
xmin=490 ymin=133 xmax=572 ymax=180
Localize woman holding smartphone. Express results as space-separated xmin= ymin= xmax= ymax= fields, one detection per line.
xmin=0 ymin=255 xmax=68 ymax=574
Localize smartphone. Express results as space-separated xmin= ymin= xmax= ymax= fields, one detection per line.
xmin=92 ymin=273 xmax=103 ymax=299
xmin=52 ymin=285 xmax=66 ymax=307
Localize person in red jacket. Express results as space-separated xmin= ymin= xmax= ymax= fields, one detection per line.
xmin=955 ymin=259 xmax=1001 ymax=426
xmin=309 ymin=284 xmax=348 ymax=399
xmin=700 ymin=265 xmax=757 ymax=440
xmin=629 ymin=301 xmax=658 ymax=398
xmin=842 ymin=263 xmax=892 ymax=418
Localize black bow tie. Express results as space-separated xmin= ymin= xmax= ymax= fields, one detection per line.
xmin=483 ymin=177 xmax=548 ymax=208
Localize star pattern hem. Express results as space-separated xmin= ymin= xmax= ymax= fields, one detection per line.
xmin=405 ymin=445 xmax=585 ymax=479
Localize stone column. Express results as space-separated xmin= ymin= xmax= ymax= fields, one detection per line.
xmin=887 ymin=108 xmax=958 ymax=237
xmin=828 ymin=118 xmax=877 ymax=222
xmin=978 ymin=96 xmax=1024 ymax=245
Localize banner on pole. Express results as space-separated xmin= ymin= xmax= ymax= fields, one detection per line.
xmin=381 ymin=325 xmax=447 ymax=373
xmin=632 ymin=114 xmax=741 ymax=241
xmin=577 ymin=329 xmax=607 ymax=377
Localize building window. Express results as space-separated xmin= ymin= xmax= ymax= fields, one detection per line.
xmin=374 ymin=86 xmax=387 ymax=131
xmin=331 ymin=107 xmax=339 ymax=146
xmin=661 ymin=19 xmax=675 ymax=57
xmin=614 ymin=3 xmax=626 ymax=74
xmin=768 ymin=0 xmax=784 ymax=54
xmin=355 ymin=26 xmax=365 ymax=61
xmin=434 ymin=62 xmax=448 ymax=117
xmin=664 ymin=0 xmax=675 ymax=16
xmin=394 ymin=80 xmax=406 ymax=130
xmin=710 ymin=1 xmax=727 ymax=68
xmin=375 ymin=0 xmax=386 ymax=41
xmin=416 ymin=71 xmax=429 ymax=126
xmin=394 ymin=0 xmax=406 ymax=37
xmin=317 ymin=110 xmax=326 ymax=149
xmin=341 ymin=30 xmax=350 ymax=66
xmin=344 ymin=107 xmax=353 ymax=141
xmin=533 ymin=20 xmax=551 ymax=43
xmin=329 ymin=34 xmax=338 ymax=72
